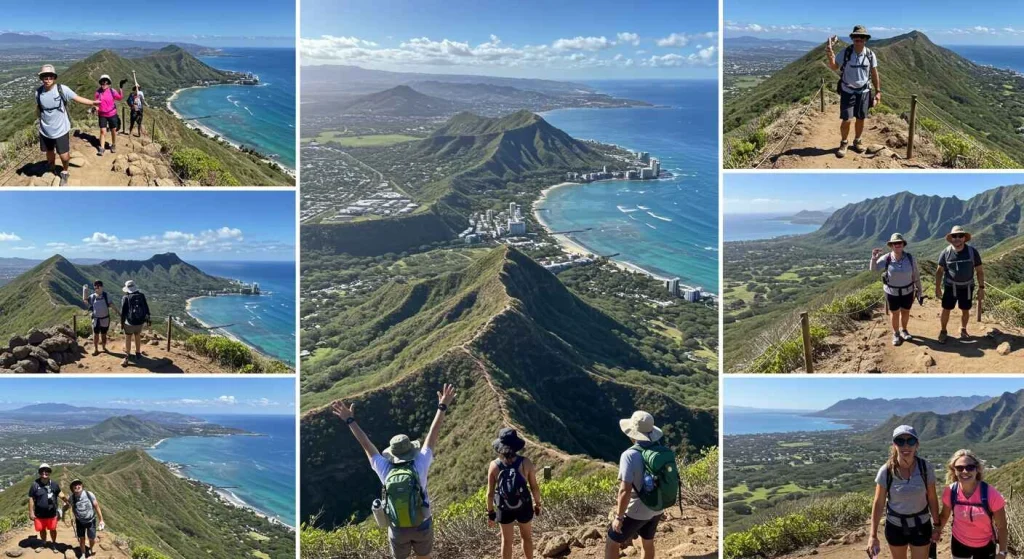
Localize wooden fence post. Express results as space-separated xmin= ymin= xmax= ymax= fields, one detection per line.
xmin=543 ymin=466 xmax=551 ymax=481
xmin=820 ymin=78 xmax=825 ymax=113
xmin=72 ymin=315 xmax=77 ymax=337
xmin=167 ymin=316 xmax=172 ymax=351
xmin=907 ymin=95 xmax=918 ymax=159
xmin=800 ymin=312 xmax=814 ymax=374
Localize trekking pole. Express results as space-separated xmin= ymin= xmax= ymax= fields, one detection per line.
xmin=907 ymin=95 xmax=918 ymax=159
xmin=800 ymin=312 xmax=814 ymax=373
xmin=820 ymin=78 xmax=825 ymax=113
xmin=167 ymin=316 xmax=172 ymax=352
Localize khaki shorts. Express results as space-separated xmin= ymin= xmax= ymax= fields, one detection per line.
xmin=123 ymin=323 xmax=144 ymax=335
xmin=388 ymin=519 xmax=433 ymax=559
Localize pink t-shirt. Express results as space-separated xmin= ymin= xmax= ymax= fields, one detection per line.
xmin=942 ymin=483 xmax=1004 ymax=548
xmin=94 ymin=88 xmax=123 ymax=117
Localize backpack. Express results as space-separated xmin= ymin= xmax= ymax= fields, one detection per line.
xmin=129 ymin=92 xmax=143 ymax=112
xmin=32 ymin=480 xmax=58 ymax=514
xmin=949 ymin=481 xmax=996 ymax=543
xmin=631 ymin=444 xmax=680 ymax=511
xmin=836 ymin=45 xmax=875 ymax=95
xmin=884 ymin=457 xmax=931 ymax=534
xmin=71 ymin=491 xmax=96 ymax=522
xmin=36 ymin=84 xmax=73 ymax=127
xmin=882 ymin=252 xmax=916 ymax=295
xmin=941 ymin=245 xmax=979 ymax=287
xmin=494 ymin=457 xmax=530 ymax=511
xmin=90 ymin=292 xmax=110 ymax=319
xmin=383 ymin=462 xmax=427 ymax=528
xmin=125 ymin=292 xmax=148 ymax=325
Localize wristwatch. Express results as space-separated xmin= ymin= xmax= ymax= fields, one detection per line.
xmin=997 ymin=551 xmax=1007 ymax=558
xmin=345 ymin=417 xmax=355 ymax=425
xmin=438 ymin=403 xmax=448 ymax=412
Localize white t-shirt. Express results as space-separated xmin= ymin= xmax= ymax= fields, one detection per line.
xmin=371 ymin=447 xmax=434 ymax=507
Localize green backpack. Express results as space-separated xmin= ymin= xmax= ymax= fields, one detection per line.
xmin=384 ymin=463 xmax=427 ymax=528
xmin=632 ymin=444 xmax=680 ymax=510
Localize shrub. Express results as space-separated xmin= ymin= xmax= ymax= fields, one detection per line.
xmin=980 ymin=149 xmax=1019 ymax=169
xmin=918 ymin=117 xmax=941 ymax=133
xmin=816 ymin=287 xmax=880 ymax=322
xmin=170 ymin=148 xmax=241 ymax=186
xmin=184 ymin=334 xmax=291 ymax=373
xmin=748 ymin=325 xmax=828 ymax=374
xmin=682 ymin=446 xmax=719 ymax=508
xmin=131 ymin=543 xmax=173 ymax=559
xmin=872 ymin=102 xmax=895 ymax=115
xmin=935 ymin=133 xmax=974 ymax=167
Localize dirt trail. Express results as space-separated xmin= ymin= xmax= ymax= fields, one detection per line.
xmin=815 ymin=299 xmax=1024 ymax=373
xmin=780 ymin=529 xmax=955 ymax=559
xmin=0 ymin=524 xmax=131 ymax=559
xmin=2 ymin=127 xmax=180 ymax=187
xmin=68 ymin=329 xmax=229 ymax=374
xmin=761 ymin=97 xmax=943 ymax=169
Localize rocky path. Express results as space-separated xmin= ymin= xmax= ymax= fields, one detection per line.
xmin=779 ymin=529 xmax=953 ymax=559
xmin=0 ymin=524 xmax=131 ymax=559
xmin=72 ymin=329 xmax=228 ymax=373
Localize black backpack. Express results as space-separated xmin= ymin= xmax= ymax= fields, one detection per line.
xmin=836 ymin=45 xmax=875 ymax=95
xmin=949 ymin=481 xmax=996 ymax=542
xmin=32 ymin=480 xmax=58 ymax=514
xmin=125 ymin=292 xmax=148 ymax=325
xmin=494 ymin=457 xmax=530 ymax=511
xmin=885 ymin=457 xmax=931 ymax=535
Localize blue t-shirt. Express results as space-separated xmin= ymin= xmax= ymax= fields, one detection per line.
xmin=36 ymin=84 xmax=79 ymax=139
xmin=840 ymin=47 xmax=877 ymax=93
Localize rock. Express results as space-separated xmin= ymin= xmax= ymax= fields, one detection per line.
xmin=686 ymin=526 xmax=695 ymax=534
xmin=155 ymin=165 xmax=172 ymax=179
xmin=143 ymin=143 xmax=163 ymax=157
xmin=127 ymin=152 xmax=143 ymax=163
xmin=865 ymin=144 xmax=887 ymax=154
xmin=49 ymin=175 xmax=62 ymax=186
xmin=887 ymin=132 xmax=908 ymax=149
xmin=704 ymin=516 xmax=713 ymax=526
xmin=153 ymin=178 xmax=177 ymax=186
xmin=918 ymin=354 xmax=936 ymax=368
xmin=623 ymin=545 xmax=640 ymax=556
xmin=542 ymin=533 xmax=573 ymax=557
xmin=842 ymin=532 xmax=859 ymax=544
xmin=6 ymin=548 xmax=24 ymax=557
xmin=8 ymin=335 xmax=27 ymax=351
xmin=40 ymin=336 xmax=71 ymax=353
xmin=40 ymin=172 xmax=56 ymax=182
xmin=112 ymin=155 xmax=129 ymax=173
xmin=28 ymin=346 xmax=49 ymax=362
xmin=128 ymin=175 xmax=148 ymax=187
xmin=126 ymin=164 xmax=145 ymax=177
xmin=794 ymin=127 xmax=806 ymax=136
xmin=68 ymin=156 xmax=88 ymax=168
xmin=27 ymin=329 xmax=46 ymax=345
xmin=575 ymin=526 xmax=602 ymax=542
xmin=15 ymin=359 xmax=39 ymax=374
xmin=658 ymin=523 xmax=674 ymax=533
xmin=12 ymin=346 xmax=31 ymax=360
xmin=149 ymin=340 xmax=160 ymax=346
xmin=45 ymin=358 xmax=59 ymax=373
xmin=0 ymin=352 xmax=14 ymax=368
xmin=997 ymin=342 xmax=1012 ymax=356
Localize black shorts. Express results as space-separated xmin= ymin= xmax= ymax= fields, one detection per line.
xmin=39 ymin=132 xmax=71 ymax=155
xmin=886 ymin=292 xmax=915 ymax=311
xmin=951 ymin=536 xmax=996 ymax=559
xmin=942 ymin=284 xmax=975 ymax=311
xmin=884 ymin=519 xmax=932 ymax=548
xmin=840 ymin=88 xmax=871 ymax=120
xmin=496 ymin=504 xmax=534 ymax=525
xmin=74 ymin=518 xmax=96 ymax=540
xmin=98 ymin=114 xmax=120 ymax=130
xmin=92 ymin=317 xmax=110 ymax=334
xmin=607 ymin=514 xmax=662 ymax=544
xmin=130 ymin=110 xmax=144 ymax=126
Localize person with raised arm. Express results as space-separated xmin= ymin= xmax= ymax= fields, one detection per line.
xmin=825 ymin=26 xmax=881 ymax=158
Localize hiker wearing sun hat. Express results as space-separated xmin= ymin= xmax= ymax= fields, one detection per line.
xmin=605 ymin=411 xmax=679 ymax=559
xmin=486 ymin=427 xmax=542 ymax=559
xmin=35 ymin=64 xmax=102 ymax=186
xmin=119 ymin=280 xmax=151 ymax=368
xmin=27 ymin=463 xmax=62 ymax=553
xmin=867 ymin=426 xmax=939 ymax=559
xmin=935 ymin=226 xmax=984 ymax=343
xmin=826 ymin=25 xmax=881 ymax=158
xmin=94 ymin=73 xmax=124 ymax=156
xmin=871 ymin=233 xmax=923 ymax=347
xmin=331 ymin=384 xmax=457 ymax=559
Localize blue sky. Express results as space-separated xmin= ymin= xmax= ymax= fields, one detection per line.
xmin=3 ymin=0 xmax=294 ymax=48
xmin=0 ymin=192 xmax=295 ymax=261
xmin=0 ymin=378 xmax=295 ymax=415
xmin=725 ymin=377 xmax=1023 ymax=410
xmin=302 ymin=0 xmax=717 ymax=78
xmin=725 ymin=174 xmax=1023 ymax=214
xmin=726 ymin=0 xmax=1024 ymax=45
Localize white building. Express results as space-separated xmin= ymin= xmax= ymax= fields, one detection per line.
xmin=665 ymin=277 xmax=680 ymax=296
xmin=683 ymin=287 xmax=702 ymax=303
xmin=508 ymin=219 xmax=526 ymax=235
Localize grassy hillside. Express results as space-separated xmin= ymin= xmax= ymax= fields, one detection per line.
xmin=339 ymin=85 xmax=464 ymax=117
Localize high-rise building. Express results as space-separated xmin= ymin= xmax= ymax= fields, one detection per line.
xmin=650 ymin=157 xmax=660 ymax=176
xmin=509 ymin=202 xmax=517 ymax=216
xmin=486 ymin=209 xmax=494 ymax=222
xmin=683 ymin=288 xmax=701 ymax=303
xmin=665 ymin=277 xmax=680 ymax=296
xmin=508 ymin=219 xmax=526 ymax=235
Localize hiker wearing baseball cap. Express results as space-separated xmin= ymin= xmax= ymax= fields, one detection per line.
xmin=867 ymin=426 xmax=939 ymax=559
xmin=486 ymin=428 xmax=542 ymax=559
xmin=119 ymin=280 xmax=151 ymax=368
xmin=27 ymin=463 xmax=62 ymax=553
xmin=605 ymin=411 xmax=680 ymax=559
xmin=935 ymin=226 xmax=984 ymax=343
xmin=60 ymin=478 xmax=105 ymax=558
xmin=35 ymin=64 xmax=101 ymax=186
xmin=870 ymin=233 xmax=923 ymax=347
xmin=94 ymin=74 xmax=124 ymax=156
xmin=330 ymin=383 xmax=457 ymax=559
xmin=826 ymin=26 xmax=881 ymax=158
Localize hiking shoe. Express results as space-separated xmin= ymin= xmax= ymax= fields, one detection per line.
xmin=121 ymin=357 xmax=129 ymax=367
xmin=91 ymin=350 xmax=99 ymax=356
xmin=892 ymin=333 xmax=902 ymax=346
xmin=837 ymin=141 xmax=849 ymax=158
xmin=852 ymin=138 xmax=865 ymax=153
xmin=900 ymin=329 xmax=913 ymax=341
xmin=97 ymin=147 xmax=104 ymax=156
xmin=938 ymin=330 xmax=948 ymax=343
xmin=59 ymin=171 xmax=69 ymax=186
xmin=136 ymin=352 xmax=142 ymax=359
xmin=961 ymin=329 xmax=971 ymax=341
xmin=109 ymin=145 xmax=116 ymax=154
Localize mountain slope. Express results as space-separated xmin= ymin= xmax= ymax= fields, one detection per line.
xmin=864 ymin=390 xmax=1024 ymax=448
xmin=340 ymin=85 xmax=465 ymax=117
xmin=300 ymin=245 xmax=717 ymax=528
xmin=809 ymin=396 xmax=994 ymax=418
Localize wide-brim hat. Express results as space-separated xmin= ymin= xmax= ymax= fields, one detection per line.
xmin=38 ymin=65 xmax=57 ymax=78
xmin=38 ymin=463 xmax=52 ymax=473
xmin=383 ymin=434 xmax=420 ymax=464
xmin=892 ymin=425 xmax=918 ymax=441
xmin=492 ymin=427 xmax=527 ymax=455
xmin=122 ymin=280 xmax=138 ymax=294
xmin=70 ymin=478 xmax=83 ymax=488
xmin=850 ymin=25 xmax=871 ymax=40
xmin=619 ymin=411 xmax=663 ymax=443
xmin=887 ymin=233 xmax=907 ymax=246
xmin=945 ymin=225 xmax=972 ymax=243
xmin=98 ymin=74 xmax=112 ymax=84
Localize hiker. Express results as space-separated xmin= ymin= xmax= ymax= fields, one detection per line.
xmin=870 ymin=234 xmax=922 ymax=346
xmin=127 ymin=71 xmax=147 ymax=138
xmin=935 ymin=226 xmax=984 ymax=343
xmin=826 ymin=26 xmax=881 ymax=158
xmin=28 ymin=464 xmax=61 ymax=553
xmin=867 ymin=426 xmax=939 ymax=559
xmin=934 ymin=450 xmax=1008 ymax=559
xmin=486 ymin=428 xmax=542 ymax=559
xmin=94 ymin=74 xmax=123 ymax=156
xmin=605 ymin=411 xmax=679 ymax=559
xmin=330 ymin=384 xmax=457 ymax=559
xmin=35 ymin=65 xmax=102 ymax=186
xmin=61 ymin=479 xmax=105 ymax=558
xmin=84 ymin=280 xmax=118 ymax=356
xmin=119 ymin=280 xmax=151 ymax=368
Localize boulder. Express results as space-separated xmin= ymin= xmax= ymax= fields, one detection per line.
xmin=40 ymin=336 xmax=71 ymax=353
xmin=6 ymin=548 xmax=25 ymax=557
xmin=918 ymin=353 xmax=936 ymax=368
xmin=126 ymin=164 xmax=145 ymax=177
xmin=27 ymin=329 xmax=46 ymax=345
xmin=28 ymin=346 xmax=50 ymax=362
xmin=15 ymin=359 xmax=39 ymax=374
xmin=997 ymin=342 xmax=1012 ymax=356
xmin=49 ymin=175 xmax=62 ymax=187
xmin=0 ymin=352 xmax=14 ymax=368
xmin=865 ymin=144 xmax=887 ymax=155
xmin=127 ymin=152 xmax=143 ymax=163
xmin=143 ymin=143 xmax=163 ymax=157
xmin=542 ymin=533 xmax=573 ymax=557
xmin=127 ymin=175 xmax=148 ymax=187
xmin=8 ymin=335 xmax=26 ymax=351
xmin=111 ymin=155 xmax=129 ymax=173
xmin=68 ymin=156 xmax=88 ymax=168
xmin=45 ymin=359 xmax=60 ymax=373
xmin=12 ymin=346 xmax=31 ymax=360
xmin=574 ymin=526 xmax=602 ymax=543
xmin=153 ymin=178 xmax=177 ymax=186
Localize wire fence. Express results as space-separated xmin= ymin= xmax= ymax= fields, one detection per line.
xmin=751 ymin=82 xmax=826 ymax=169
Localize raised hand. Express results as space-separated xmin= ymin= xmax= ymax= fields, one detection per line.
xmin=437 ymin=383 xmax=457 ymax=406
xmin=827 ymin=35 xmax=837 ymax=55
xmin=331 ymin=400 xmax=354 ymax=421
xmin=872 ymin=248 xmax=883 ymax=259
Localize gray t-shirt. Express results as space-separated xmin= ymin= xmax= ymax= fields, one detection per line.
xmin=36 ymin=84 xmax=79 ymax=139
xmin=876 ymin=461 xmax=936 ymax=525
xmin=872 ymin=252 xmax=921 ymax=296
xmin=840 ymin=46 xmax=877 ymax=93
xmin=620 ymin=444 xmax=662 ymax=520
xmin=89 ymin=292 xmax=111 ymax=319
xmin=938 ymin=245 xmax=982 ymax=286
xmin=71 ymin=491 xmax=97 ymax=522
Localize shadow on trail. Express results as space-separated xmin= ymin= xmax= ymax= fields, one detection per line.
xmin=776 ymin=146 xmax=836 ymax=159
xmin=904 ymin=336 xmax=986 ymax=359
xmin=16 ymin=535 xmax=74 ymax=556
xmin=74 ymin=130 xmax=101 ymax=150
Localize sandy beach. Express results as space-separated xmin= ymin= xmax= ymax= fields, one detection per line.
xmin=161 ymin=460 xmax=293 ymax=529
xmin=185 ymin=294 xmax=281 ymax=363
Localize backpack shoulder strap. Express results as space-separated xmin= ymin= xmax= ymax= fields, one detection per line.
xmin=917 ymin=457 xmax=928 ymax=482
xmin=951 ymin=481 xmax=960 ymax=510
xmin=980 ymin=481 xmax=992 ymax=517
xmin=885 ymin=464 xmax=894 ymax=498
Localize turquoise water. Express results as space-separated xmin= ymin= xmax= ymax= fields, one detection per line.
xmin=725 ymin=213 xmax=822 ymax=241
xmin=725 ymin=410 xmax=851 ymax=435
xmin=148 ymin=414 xmax=295 ymax=526
xmin=537 ymin=80 xmax=719 ymax=292
xmin=188 ymin=261 xmax=296 ymax=365
xmin=947 ymin=45 xmax=1024 ymax=73
xmin=170 ymin=48 xmax=296 ymax=169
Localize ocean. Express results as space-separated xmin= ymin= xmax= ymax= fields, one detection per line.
xmin=170 ymin=48 xmax=296 ymax=169
xmin=947 ymin=45 xmax=1024 ymax=74
xmin=724 ymin=213 xmax=822 ymax=241
xmin=726 ymin=410 xmax=851 ymax=435
xmin=147 ymin=414 xmax=295 ymax=526
xmin=537 ymin=80 xmax=719 ymax=292
xmin=188 ymin=261 xmax=296 ymax=365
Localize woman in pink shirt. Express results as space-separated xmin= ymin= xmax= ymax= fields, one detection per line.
xmin=93 ymin=74 xmax=123 ymax=156
xmin=936 ymin=449 xmax=1008 ymax=559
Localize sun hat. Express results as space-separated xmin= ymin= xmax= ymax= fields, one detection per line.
xmin=492 ymin=428 xmax=527 ymax=455
xmin=892 ymin=425 xmax=918 ymax=441
xmin=850 ymin=25 xmax=871 ymax=40
xmin=619 ymin=411 xmax=663 ymax=443
xmin=887 ymin=233 xmax=907 ymax=246
xmin=946 ymin=225 xmax=972 ymax=243
xmin=38 ymin=463 xmax=52 ymax=473
xmin=122 ymin=280 xmax=139 ymax=294
xmin=38 ymin=65 xmax=57 ymax=78
xmin=98 ymin=74 xmax=112 ymax=84
xmin=70 ymin=479 xmax=84 ymax=488
xmin=382 ymin=434 xmax=420 ymax=464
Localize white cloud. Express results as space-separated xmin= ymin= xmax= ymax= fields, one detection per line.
xmin=641 ymin=45 xmax=717 ymax=68
xmin=82 ymin=232 xmax=119 ymax=244
xmin=0 ymin=232 xmax=21 ymax=241
xmin=616 ymin=32 xmax=640 ymax=46
xmin=301 ymin=35 xmax=378 ymax=59
xmin=217 ymin=395 xmax=237 ymax=405
xmin=10 ymin=246 xmax=36 ymax=251
xmin=624 ymin=58 xmax=635 ymax=67
xmin=70 ymin=227 xmax=253 ymax=254
xmin=552 ymin=36 xmax=613 ymax=51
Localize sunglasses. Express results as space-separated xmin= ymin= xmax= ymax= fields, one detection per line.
xmin=40 ymin=74 xmax=56 ymax=80
xmin=893 ymin=437 xmax=918 ymax=447
xmin=954 ymin=464 xmax=978 ymax=473
xmin=951 ymin=234 xmax=966 ymax=239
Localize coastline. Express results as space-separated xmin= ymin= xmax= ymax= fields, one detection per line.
xmin=185 ymin=295 xmax=287 ymax=364
xmin=159 ymin=459 xmax=294 ymax=530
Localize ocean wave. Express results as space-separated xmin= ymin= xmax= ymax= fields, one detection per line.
xmin=704 ymin=246 xmax=718 ymax=251
xmin=637 ymin=205 xmax=651 ymax=210
xmin=646 ymin=223 xmax=657 ymax=230
xmin=647 ymin=211 xmax=672 ymax=222
xmin=617 ymin=205 xmax=638 ymax=213
xmin=244 ymin=106 xmax=254 ymax=116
